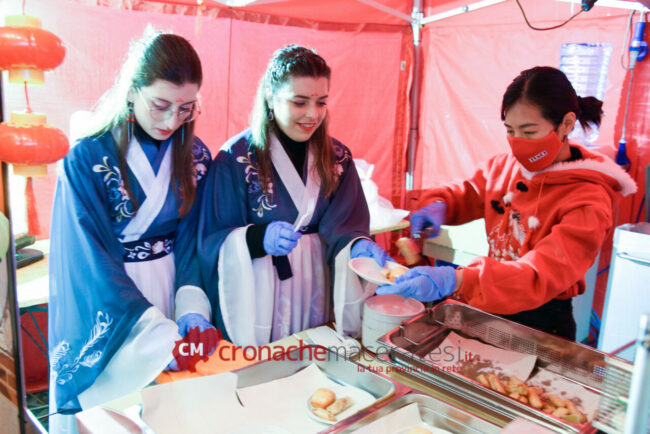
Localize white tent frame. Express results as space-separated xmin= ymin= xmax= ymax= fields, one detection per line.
xmin=215 ymin=0 xmax=648 ymax=190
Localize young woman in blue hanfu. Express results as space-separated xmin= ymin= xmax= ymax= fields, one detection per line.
xmin=48 ymin=30 xmax=218 ymax=432
xmin=199 ymin=45 xmax=392 ymax=347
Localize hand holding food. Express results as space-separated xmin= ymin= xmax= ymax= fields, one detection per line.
xmin=410 ymin=201 xmax=447 ymax=238
xmin=376 ymin=266 xmax=456 ymax=302
xmin=350 ymin=239 xmax=393 ymax=267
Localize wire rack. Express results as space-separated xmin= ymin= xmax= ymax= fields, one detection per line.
xmin=592 ymin=356 xmax=649 ymax=433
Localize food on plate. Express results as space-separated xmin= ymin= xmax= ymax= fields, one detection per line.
xmin=408 ymin=427 xmax=433 ymax=434
xmin=326 ymin=397 xmax=353 ymax=416
xmin=310 ymin=389 xmax=355 ymax=422
xmin=311 ymin=388 xmax=336 ymax=409
xmin=380 ymin=266 xmax=408 ymax=282
xmin=312 ymin=407 xmax=336 ymax=422
xmin=475 ymin=374 xmax=587 ymax=424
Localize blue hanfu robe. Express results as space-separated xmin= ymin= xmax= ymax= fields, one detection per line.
xmin=198 ymin=130 xmax=375 ymax=346
xmin=48 ymin=130 xmax=211 ymax=421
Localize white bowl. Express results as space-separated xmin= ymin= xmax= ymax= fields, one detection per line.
xmin=364 ymin=294 xmax=424 ymax=323
xmin=362 ymin=322 xmax=399 ymax=350
xmin=362 ymin=295 xmax=424 ymax=348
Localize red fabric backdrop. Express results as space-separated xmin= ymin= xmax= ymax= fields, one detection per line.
xmin=416 ymin=1 xmax=635 ymax=188
xmin=1 ymin=0 xmax=405 ymax=239
xmin=2 ymin=0 xmax=648 ymax=317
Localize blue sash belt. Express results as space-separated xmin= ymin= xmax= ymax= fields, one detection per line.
xmin=274 ymin=224 xmax=318 ymax=281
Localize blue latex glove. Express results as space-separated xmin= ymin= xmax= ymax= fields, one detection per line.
xmin=410 ymin=201 xmax=447 ymax=238
xmin=263 ymin=221 xmax=303 ymax=256
xmin=350 ymin=239 xmax=393 ymax=267
xmin=165 ymin=358 xmax=179 ymax=371
xmin=376 ymin=266 xmax=456 ymax=302
xmin=177 ymin=313 xmax=219 ymax=357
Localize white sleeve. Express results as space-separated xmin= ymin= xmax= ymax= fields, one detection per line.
xmin=78 ymin=307 xmax=180 ymax=410
xmin=333 ymin=237 xmax=377 ymax=338
xmin=174 ymin=285 xmax=211 ymax=322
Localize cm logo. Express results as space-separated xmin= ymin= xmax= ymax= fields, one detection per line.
xmin=178 ymin=342 xmax=204 ymax=356
xmin=172 ymin=327 xmax=219 ymax=371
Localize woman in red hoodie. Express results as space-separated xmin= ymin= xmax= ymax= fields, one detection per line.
xmin=378 ymin=66 xmax=636 ymax=339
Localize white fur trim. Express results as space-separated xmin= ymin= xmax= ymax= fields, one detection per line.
xmin=519 ymin=149 xmax=637 ymax=196
xmin=528 ymin=216 xmax=540 ymax=230
xmin=503 ymin=191 xmax=514 ymax=204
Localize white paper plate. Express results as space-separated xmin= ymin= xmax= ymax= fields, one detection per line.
xmin=348 ymin=258 xmax=408 ymax=286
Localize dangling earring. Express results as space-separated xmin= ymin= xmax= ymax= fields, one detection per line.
xmin=267 ymin=109 xmax=274 ymax=122
xmin=126 ymin=101 xmax=135 ymax=142
xmin=181 ymin=124 xmax=185 ymax=144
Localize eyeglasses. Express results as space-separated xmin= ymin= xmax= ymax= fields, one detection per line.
xmin=137 ymin=89 xmax=201 ymax=123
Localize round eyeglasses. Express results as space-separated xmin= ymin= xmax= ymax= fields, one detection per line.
xmin=137 ymin=90 xmax=201 ymax=123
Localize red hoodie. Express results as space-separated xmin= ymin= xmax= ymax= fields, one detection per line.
xmin=409 ymin=145 xmax=637 ymax=315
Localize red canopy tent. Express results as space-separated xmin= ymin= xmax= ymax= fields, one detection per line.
xmin=2 ymin=0 xmax=649 ymax=315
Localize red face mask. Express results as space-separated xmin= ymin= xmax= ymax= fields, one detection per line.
xmin=507 ymin=130 xmax=564 ymax=171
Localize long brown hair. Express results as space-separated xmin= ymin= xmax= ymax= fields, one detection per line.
xmin=80 ymin=28 xmax=202 ymax=217
xmin=250 ymin=45 xmax=338 ymax=198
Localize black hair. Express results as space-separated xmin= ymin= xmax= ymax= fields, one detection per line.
xmin=501 ymin=66 xmax=603 ymax=131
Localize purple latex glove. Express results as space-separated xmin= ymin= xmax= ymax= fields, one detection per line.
xmin=350 ymin=239 xmax=394 ymax=267
xmin=410 ymin=201 xmax=447 ymax=238
xmin=263 ymin=221 xmax=302 ymax=256
xmin=376 ymin=266 xmax=456 ymax=302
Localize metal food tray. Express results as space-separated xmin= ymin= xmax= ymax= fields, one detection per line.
xmin=337 ymin=393 xmax=502 ymax=433
xmin=232 ymin=344 xmax=405 ymax=433
xmin=377 ymin=300 xmax=635 ymax=433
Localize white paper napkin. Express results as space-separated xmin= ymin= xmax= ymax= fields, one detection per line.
xmin=350 ymin=403 xmax=451 ymax=434
xmin=141 ymin=372 xmax=250 ymax=433
xmin=526 ymin=368 xmax=600 ymax=422
xmin=429 ymin=332 xmax=538 ymax=381
xmin=305 ymin=326 xmax=362 ymax=358
xmin=236 ymin=364 xmax=375 ymax=433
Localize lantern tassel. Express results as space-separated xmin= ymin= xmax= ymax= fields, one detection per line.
xmin=24 ymin=82 xmax=32 ymax=113
xmin=25 ymin=177 xmax=41 ymax=236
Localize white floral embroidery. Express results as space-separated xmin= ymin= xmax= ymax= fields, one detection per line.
xmin=192 ymin=142 xmax=210 ymax=184
xmin=236 ymin=151 xmax=277 ymax=217
xmin=253 ymin=182 xmax=276 ymax=218
xmin=124 ymin=238 xmax=173 ymax=260
xmin=93 ymin=156 xmax=134 ymax=222
xmin=236 ymin=152 xmax=257 ymax=184
xmin=333 ymin=143 xmax=350 ymax=182
xmin=51 ymin=312 xmax=113 ymax=385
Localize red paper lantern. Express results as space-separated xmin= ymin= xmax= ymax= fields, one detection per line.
xmin=0 ymin=112 xmax=69 ymax=176
xmin=0 ymin=15 xmax=65 ymax=84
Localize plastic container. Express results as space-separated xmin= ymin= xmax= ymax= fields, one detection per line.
xmin=362 ymin=294 xmax=424 ymax=349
